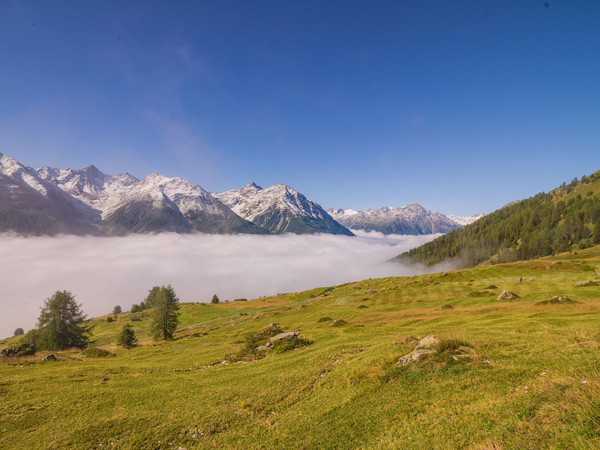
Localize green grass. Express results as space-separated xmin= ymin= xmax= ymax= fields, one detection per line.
xmin=2 ymin=250 xmax=600 ymax=448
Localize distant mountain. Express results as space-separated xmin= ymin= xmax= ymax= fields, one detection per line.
xmin=35 ymin=165 xmax=266 ymax=235
xmin=328 ymin=204 xmax=483 ymax=235
xmin=397 ymin=171 xmax=600 ymax=268
xmin=446 ymin=213 xmax=485 ymax=227
xmin=215 ymin=183 xmax=354 ymax=236
xmin=0 ymin=154 xmax=100 ymax=235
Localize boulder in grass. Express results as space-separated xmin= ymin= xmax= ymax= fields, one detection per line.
xmin=365 ymin=289 xmax=377 ymax=294
xmin=497 ymin=290 xmax=520 ymax=300
xmin=574 ymin=280 xmax=599 ymax=287
xmin=397 ymin=335 xmax=440 ymax=366
xmin=269 ymin=332 xmax=299 ymax=343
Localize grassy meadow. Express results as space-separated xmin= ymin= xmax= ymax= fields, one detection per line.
xmin=2 ymin=247 xmax=600 ymax=448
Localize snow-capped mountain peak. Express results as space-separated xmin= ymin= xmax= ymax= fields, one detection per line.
xmin=215 ymin=183 xmax=353 ymax=235
xmin=328 ymin=204 xmax=484 ymax=235
xmin=446 ymin=213 xmax=484 ymax=227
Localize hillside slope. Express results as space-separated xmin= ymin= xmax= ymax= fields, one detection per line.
xmin=2 ymin=248 xmax=600 ymax=447
xmin=397 ymin=171 xmax=600 ymax=267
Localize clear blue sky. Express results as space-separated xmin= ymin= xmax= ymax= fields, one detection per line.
xmin=1 ymin=1 xmax=599 ymax=215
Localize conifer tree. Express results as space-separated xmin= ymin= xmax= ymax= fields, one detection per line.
xmin=36 ymin=290 xmax=90 ymax=350
xmin=150 ymin=285 xmax=180 ymax=340
xmin=211 ymin=294 xmax=220 ymax=304
xmin=117 ymin=326 xmax=137 ymax=348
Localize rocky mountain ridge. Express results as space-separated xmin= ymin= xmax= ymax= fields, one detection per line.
xmin=328 ymin=204 xmax=483 ymax=235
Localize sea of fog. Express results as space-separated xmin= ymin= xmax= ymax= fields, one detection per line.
xmin=0 ymin=230 xmax=441 ymax=338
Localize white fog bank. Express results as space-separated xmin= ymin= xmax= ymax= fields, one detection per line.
xmin=0 ymin=231 xmax=440 ymax=338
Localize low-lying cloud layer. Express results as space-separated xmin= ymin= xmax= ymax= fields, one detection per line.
xmin=0 ymin=231 xmax=439 ymax=338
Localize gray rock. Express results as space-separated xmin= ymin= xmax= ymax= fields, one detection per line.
xmin=269 ymin=331 xmax=299 ymax=343
xmin=497 ymin=290 xmax=520 ymax=300
xmin=574 ymin=280 xmax=599 ymax=287
xmin=256 ymin=345 xmax=270 ymax=352
xmin=396 ymin=335 xmax=440 ymax=367
xmin=365 ymin=289 xmax=377 ymax=294
xmin=44 ymin=354 xmax=57 ymax=361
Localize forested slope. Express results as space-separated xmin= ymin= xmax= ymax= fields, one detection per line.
xmin=397 ymin=171 xmax=600 ymax=267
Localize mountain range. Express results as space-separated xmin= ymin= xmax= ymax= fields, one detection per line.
xmin=0 ymin=153 xmax=482 ymax=237
xmin=328 ymin=205 xmax=483 ymax=235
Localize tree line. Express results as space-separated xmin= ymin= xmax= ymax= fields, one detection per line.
xmin=17 ymin=285 xmax=182 ymax=352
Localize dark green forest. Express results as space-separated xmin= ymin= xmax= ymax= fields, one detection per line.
xmin=398 ymin=171 xmax=600 ymax=268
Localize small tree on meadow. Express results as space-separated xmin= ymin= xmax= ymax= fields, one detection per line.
xmin=150 ymin=285 xmax=180 ymax=340
xmin=113 ymin=305 xmax=122 ymax=315
xmin=211 ymin=294 xmax=220 ymax=304
xmin=117 ymin=326 xmax=137 ymax=348
xmin=36 ymin=290 xmax=90 ymax=350
xmin=14 ymin=328 xmax=24 ymax=336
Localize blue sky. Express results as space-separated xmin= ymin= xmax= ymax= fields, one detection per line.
xmin=1 ymin=1 xmax=599 ymax=215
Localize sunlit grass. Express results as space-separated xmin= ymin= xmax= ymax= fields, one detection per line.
xmin=1 ymin=249 xmax=600 ymax=447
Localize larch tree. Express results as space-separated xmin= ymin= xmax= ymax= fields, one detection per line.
xmin=150 ymin=285 xmax=180 ymax=340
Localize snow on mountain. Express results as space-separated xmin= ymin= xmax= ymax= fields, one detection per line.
xmin=446 ymin=213 xmax=484 ymax=227
xmin=328 ymin=204 xmax=483 ymax=235
xmin=35 ymin=164 xmax=138 ymax=218
xmin=0 ymin=153 xmax=100 ymax=235
xmin=34 ymin=164 xmax=264 ymax=235
xmin=0 ymin=153 xmax=483 ymax=237
xmin=215 ymin=183 xmax=354 ymax=235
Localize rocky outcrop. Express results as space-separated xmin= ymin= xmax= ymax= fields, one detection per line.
xmin=397 ymin=335 xmax=440 ymax=366
xmin=497 ymin=290 xmax=520 ymax=300
xmin=574 ymin=280 xmax=599 ymax=287
xmin=270 ymin=332 xmax=300 ymax=343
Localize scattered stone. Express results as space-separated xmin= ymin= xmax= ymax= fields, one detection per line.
xmin=330 ymin=319 xmax=348 ymax=327
xmin=574 ymin=280 xmax=599 ymax=287
xmin=497 ymin=290 xmax=520 ymax=300
xmin=365 ymin=289 xmax=377 ymax=294
xmin=270 ymin=332 xmax=300 ymax=343
xmin=434 ymin=304 xmax=453 ymax=310
xmin=44 ymin=354 xmax=57 ymax=361
xmin=396 ymin=335 xmax=440 ymax=366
